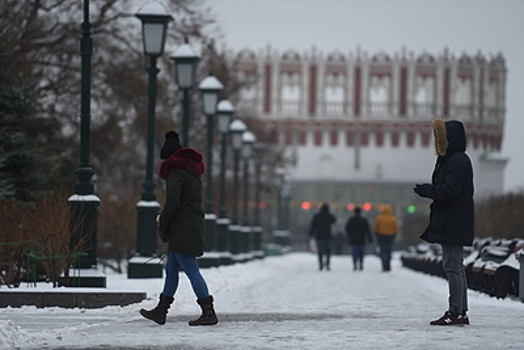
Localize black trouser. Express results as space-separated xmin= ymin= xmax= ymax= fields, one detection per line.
xmin=317 ymin=238 xmax=331 ymax=268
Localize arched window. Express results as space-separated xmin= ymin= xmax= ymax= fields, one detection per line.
xmin=280 ymin=72 xmax=301 ymax=116
xmin=369 ymin=76 xmax=390 ymax=117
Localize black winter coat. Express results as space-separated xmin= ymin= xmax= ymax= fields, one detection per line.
xmin=345 ymin=215 xmax=373 ymax=245
xmin=310 ymin=205 xmax=336 ymax=240
xmin=415 ymin=119 xmax=474 ymax=247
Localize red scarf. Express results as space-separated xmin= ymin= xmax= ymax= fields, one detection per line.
xmin=159 ymin=148 xmax=206 ymax=180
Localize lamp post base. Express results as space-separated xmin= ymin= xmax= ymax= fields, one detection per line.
xmin=198 ymin=214 xmax=221 ymax=268
xmin=135 ymin=201 xmax=160 ymax=257
xmin=127 ymin=256 xmax=163 ymax=278
xmin=252 ymin=226 xmax=265 ymax=260
xmin=241 ymin=226 xmax=255 ymax=262
xmin=197 ymin=252 xmax=222 ymax=268
xmin=64 ymin=268 xmax=106 ymax=288
xmin=216 ymin=218 xmax=233 ymax=265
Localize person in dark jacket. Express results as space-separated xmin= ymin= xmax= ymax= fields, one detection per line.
xmin=414 ymin=118 xmax=474 ymax=326
xmin=345 ymin=207 xmax=373 ymax=271
xmin=140 ymin=131 xmax=218 ymax=327
xmin=310 ymin=203 xmax=337 ymax=271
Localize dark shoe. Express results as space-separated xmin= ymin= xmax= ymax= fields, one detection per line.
xmin=459 ymin=314 xmax=470 ymax=325
xmin=189 ymin=295 xmax=218 ymax=326
xmin=140 ymin=294 xmax=174 ymax=325
xmin=430 ymin=311 xmax=469 ymax=326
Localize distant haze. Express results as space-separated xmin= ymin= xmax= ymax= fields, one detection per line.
xmin=207 ymin=0 xmax=524 ymax=192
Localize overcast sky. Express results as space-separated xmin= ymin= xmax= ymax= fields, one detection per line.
xmin=206 ymin=0 xmax=524 ymax=193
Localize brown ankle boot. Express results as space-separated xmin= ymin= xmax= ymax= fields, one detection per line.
xmin=188 ymin=295 xmax=218 ymax=326
xmin=140 ymin=294 xmax=174 ymax=325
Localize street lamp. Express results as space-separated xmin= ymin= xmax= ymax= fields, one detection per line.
xmin=215 ymin=100 xmax=235 ymax=262
xmin=228 ymin=119 xmax=246 ymax=257
xmin=170 ymin=38 xmax=200 ymax=147
xmin=229 ymin=120 xmax=247 ymax=225
xmin=252 ymin=149 xmax=264 ymax=258
xmin=241 ymin=130 xmax=255 ymax=255
xmin=241 ymin=130 xmax=255 ymax=225
xmin=68 ymin=0 xmax=104 ymax=287
xmin=129 ymin=1 xmax=172 ymax=278
xmin=136 ymin=1 xmax=172 ymax=57
xmin=198 ymin=76 xmax=223 ymax=261
xmin=217 ymin=100 xmax=235 ymax=218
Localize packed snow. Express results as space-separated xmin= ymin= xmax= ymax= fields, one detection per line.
xmin=1 ymin=252 xmax=523 ymax=349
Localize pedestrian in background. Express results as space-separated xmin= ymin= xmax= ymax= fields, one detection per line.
xmin=309 ymin=203 xmax=337 ymax=271
xmin=140 ymin=131 xmax=218 ymax=327
xmin=373 ymin=205 xmax=398 ymax=272
xmin=345 ymin=207 xmax=373 ymax=271
xmin=414 ymin=118 xmax=474 ymax=326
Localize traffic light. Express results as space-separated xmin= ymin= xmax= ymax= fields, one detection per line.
xmin=301 ymin=201 xmax=312 ymax=210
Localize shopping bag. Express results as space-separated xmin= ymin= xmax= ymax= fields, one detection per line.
xmin=309 ymin=237 xmax=318 ymax=253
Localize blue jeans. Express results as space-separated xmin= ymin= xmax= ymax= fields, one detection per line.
xmin=376 ymin=234 xmax=395 ymax=271
xmin=316 ymin=238 xmax=331 ymax=269
xmin=442 ymin=245 xmax=468 ymax=315
xmin=352 ymin=245 xmax=364 ymax=269
xmin=161 ymin=253 xmax=209 ymax=299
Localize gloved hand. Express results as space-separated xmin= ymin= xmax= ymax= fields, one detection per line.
xmin=413 ymin=183 xmax=432 ymax=198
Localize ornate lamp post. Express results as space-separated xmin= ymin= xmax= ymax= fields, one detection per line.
xmin=228 ymin=119 xmax=246 ymax=258
xmin=215 ymin=100 xmax=235 ymax=264
xmin=241 ymin=130 xmax=255 ymax=257
xmin=129 ymin=1 xmax=172 ymax=278
xmin=68 ymin=0 xmax=105 ymax=287
xmin=170 ymin=39 xmax=200 ymax=147
xmin=198 ymin=76 xmax=223 ymax=267
xmin=274 ymin=171 xmax=292 ymax=247
xmin=216 ymin=100 xmax=235 ymax=219
xmin=252 ymin=151 xmax=264 ymax=258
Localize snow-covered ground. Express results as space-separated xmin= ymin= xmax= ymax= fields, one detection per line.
xmin=1 ymin=252 xmax=523 ymax=349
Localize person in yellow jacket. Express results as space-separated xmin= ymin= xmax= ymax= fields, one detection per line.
xmin=373 ymin=205 xmax=399 ymax=271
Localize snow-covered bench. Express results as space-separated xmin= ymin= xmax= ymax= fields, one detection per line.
xmin=402 ymin=237 xmax=523 ymax=299
xmin=485 ymin=240 xmax=524 ymax=298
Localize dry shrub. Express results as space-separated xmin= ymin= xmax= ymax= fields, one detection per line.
xmin=0 ymin=193 xmax=88 ymax=288
xmin=476 ymin=191 xmax=524 ymax=239
xmin=0 ymin=200 xmax=35 ymax=287
xmin=97 ymin=194 xmax=138 ymax=273
xmin=27 ymin=193 xmax=88 ymax=287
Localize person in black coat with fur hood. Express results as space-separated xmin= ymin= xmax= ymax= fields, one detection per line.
xmin=414 ymin=118 xmax=474 ymax=326
xmin=140 ymin=131 xmax=218 ymax=327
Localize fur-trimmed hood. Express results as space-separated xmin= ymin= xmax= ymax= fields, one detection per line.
xmin=431 ymin=118 xmax=466 ymax=157
xmin=159 ymin=147 xmax=206 ymax=180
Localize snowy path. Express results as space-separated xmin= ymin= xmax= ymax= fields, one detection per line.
xmin=1 ymin=253 xmax=523 ymax=349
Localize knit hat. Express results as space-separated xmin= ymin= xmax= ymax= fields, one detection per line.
xmin=160 ymin=131 xmax=182 ymax=160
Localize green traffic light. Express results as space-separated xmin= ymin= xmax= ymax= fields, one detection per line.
xmin=407 ymin=205 xmax=416 ymax=214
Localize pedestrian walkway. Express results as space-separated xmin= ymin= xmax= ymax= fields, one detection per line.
xmin=1 ymin=253 xmax=523 ymax=349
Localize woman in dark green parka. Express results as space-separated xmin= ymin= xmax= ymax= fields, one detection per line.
xmin=159 ymin=147 xmax=206 ymax=257
xmin=140 ymin=131 xmax=218 ymax=327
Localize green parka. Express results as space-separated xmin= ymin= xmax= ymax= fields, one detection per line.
xmin=158 ymin=148 xmax=206 ymax=257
